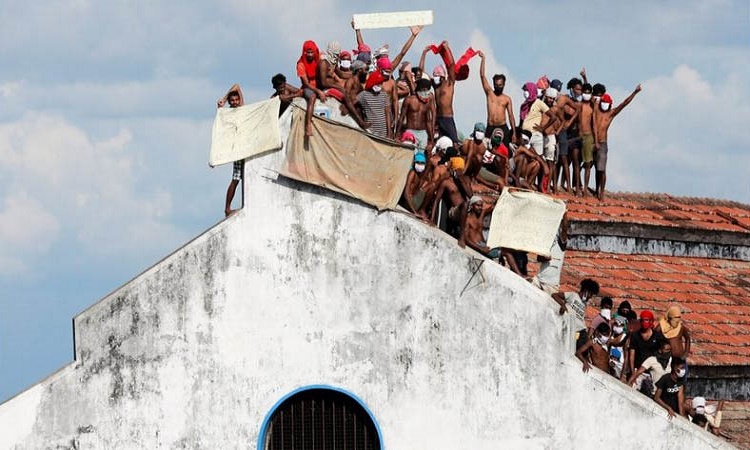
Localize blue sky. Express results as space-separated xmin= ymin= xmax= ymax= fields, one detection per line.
xmin=1 ymin=0 xmax=748 ymax=402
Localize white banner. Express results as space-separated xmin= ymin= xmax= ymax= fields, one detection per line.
xmin=209 ymin=97 xmax=282 ymax=167
xmin=486 ymin=188 xmax=566 ymax=257
xmin=352 ymin=11 xmax=433 ymax=30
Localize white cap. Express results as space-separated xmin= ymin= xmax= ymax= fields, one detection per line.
xmin=435 ymin=136 xmax=453 ymax=151
xmin=692 ymin=397 xmax=706 ymax=409
xmin=545 ymin=87 xmax=559 ymax=98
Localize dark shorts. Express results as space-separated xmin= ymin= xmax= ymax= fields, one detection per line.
xmin=595 ymin=141 xmax=609 ymax=171
xmin=487 ymin=123 xmax=512 ymax=146
xmin=557 ymin=129 xmax=569 ymax=157
xmin=567 ymin=127 xmax=582 ymax=153
xmin=303 ymin=88 xmax=316 ymax=100
xmin=232 ymin=160 xmax=244 ymax=181
xmin=437 ymin=116 xmax=460 ymax=144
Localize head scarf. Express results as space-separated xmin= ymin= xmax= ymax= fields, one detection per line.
xmin=365 ymin=70 xmax=385 ymax=90
xmin=377 ymin=56 xmax=392 ymax=71
xmin=659 ymin=306 xmax=683 ymax=339
xmin=520 ymin=82 xmax=538 ymax=120
xmin=298 ymin=40 xmax=320 ymax=81
xmin=536 ymin=75 xmax=550 ymax=91
xmin=325 ymin=41 xmax=341 ymax=65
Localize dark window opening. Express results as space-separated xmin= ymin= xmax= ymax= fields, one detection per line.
xmin=264 ymin=388 xmax=380 ymax=450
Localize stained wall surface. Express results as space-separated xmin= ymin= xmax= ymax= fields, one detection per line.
xmin=0 ymin=108 xmax=733 ymax=450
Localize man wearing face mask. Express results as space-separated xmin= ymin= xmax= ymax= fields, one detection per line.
xmin=655 ymin=358 xmax=688 ymax=419
xmin=356 ymin=71 xmax=391 ymax=138
xmin=655 ymin=305 xmax=691 ymax=359
xmin=396 ymin=78 xmax=436 ymax=151
xmin=552 ymin=278 xmax=599 ymax=329
xmin=556 ymin=78 xmax=583 ymax=194
xmin=478 ymin=51 xmax=516 ymax=147
xmin=589 ymin=296 xmax=614 ymax=337
xmin=576 ymin=322 xmax=612 ymax=373
xmin=608 ymin=316 xmax=629 ymax=379
xmin=628 ymin=340 xmax=672 ymax=395
xmin=335 ymin=50 xmax=353 ymax=80
xmin=464 ymin=125 xmax=507 ymax=192
xmin=420 ymin=41 xmax=459 ymax=144
xmin=628 ymin=310 xmax=667 ymax=379
xmin=578 ymin=83 xmax=596 ymax=196
xmin=402 ymin=151 xmax=434 ymax=221
xmin=592 ymin=85 xmax=642 ymax=200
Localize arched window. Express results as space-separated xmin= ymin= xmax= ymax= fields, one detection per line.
xmin=259 ymin=385 xmax=382 ymax=450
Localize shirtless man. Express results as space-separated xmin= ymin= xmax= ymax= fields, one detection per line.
xmin=593 ymin=85 xmax=641 ymax=200
xmin=318 ymin=41 xmax=369 ymax=129
xmin=464 ymin=126 xmax=508 ymax=191
xmin=420 ymin=41 xmax=459 ymax=144
xmin=431 ymin=151 xmax=469 ymax=247
xmin=462 ymin=196 xmax=522 ymax=273
xmin=402 ymin=152 xmax=437 ymax=221
xmin=335 ymin=50 xmax=353 ymax=81
xmin=556 ymin=78 xmax=583 ymax=193
xmin=537 ymin=88 xmax=562 ymax=192
xmin=578 ymin=83 xmax=595 ymax=196
xmin=396 ymin=78 xmax=436 ymax=151
xmin=344 ymin=60 xmax=368 ymax=109
xmin=270 ymin=74 xmax=303 ymax=117
xmin=655 ymin=305 xmax=691 ymax=359
xmin=478 ymin=51 xmax=515 ymax=147
xmin=576 ymin=322 xmax=612 ymax=373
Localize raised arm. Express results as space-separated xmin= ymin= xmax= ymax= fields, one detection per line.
xmin=612 ymin=84 xmax=641 ymax=117
xmin=391 ymin=26 xmax=423 ymax=68
xmin=419 ymin=46 xmax=430 ymax=74
xmin=506 ymin=96 xmax=516 ymax=135
xmin=352 ymin=20 xmax=365 ymax=47
xmin=441 ymin=41 xmax=456 ymax=82
xmin=580 ymin=67 xmax=588 ymax=85
xmin=217 ymin=83 xmax=243 ymax=107
xmin=478 ymin=51 xmax=491 ymax=95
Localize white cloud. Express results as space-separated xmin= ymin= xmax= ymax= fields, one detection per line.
xmin=0 ymin=192 xmax=60 ymax=275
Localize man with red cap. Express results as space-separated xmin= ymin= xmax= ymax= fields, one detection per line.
xmin=592 ymin=84 xmax=642 ymax=200
xmin=356 ymin=71 xmax=391 ymax=138
xmin=628 ymin=309 xmax=666 ymax=381
xmin=297 ymin=40 xmax=326 ymax=136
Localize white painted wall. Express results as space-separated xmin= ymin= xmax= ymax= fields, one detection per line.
xmin=0 ymin=107 xmax=733 ymax=449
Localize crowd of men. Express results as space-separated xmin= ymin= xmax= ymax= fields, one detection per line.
xmin=213 ymin=25 xmax=730 ymax=435
xmin=557 ymin=278 xmax=723 ymax=432
xmin=217 ymin=24 xmax=642 ymax=216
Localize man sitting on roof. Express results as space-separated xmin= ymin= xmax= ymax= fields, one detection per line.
xmin=216 ymin=84 xmax=245 ymax=217
xmin=396 ymin=78 xmax=436 ymax=152
xmin=462 ymin=196 xmax=521 ymax=273
xmin=318 ymin=41 xmax=369 ymax=130
xmin=402 ymin=150 xmax=437 ymax=222
xmin=270 ymin=74 xmax=303 ymax=117
xmin=297 ymin=40 xmax=327 ymax=136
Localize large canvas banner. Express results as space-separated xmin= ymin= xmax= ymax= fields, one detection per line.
xmin=209 ymin=97 xmax=282 ymax=167
xmin=352 ymin=10 xmax=433 ymax=29
xmin=486 ymin=188 xmax=566 ymax=257
xmin=281 ymin=107 xmax=413 ymax=211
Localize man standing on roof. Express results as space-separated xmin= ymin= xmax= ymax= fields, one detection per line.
xmin=578 ymin=83 xmax=595 ymax=196
xmin=356 ymin=71 xmax=391 ymax=139
xmin=592 ymin=85 xmax=641 ymax=201
xmin=216 ymin=84 xmax=245 ymax=217
xmin=396 ymin=78 xmax=436 ymax=151
xmin=654 ymin=358 xmax=688 ymax=420
xmin=576 ymin=322 xmax=612 ymax=373
xmin=478 ymin=51 xmax=515 ymax=147
xmin=420 ymin=41 xmax=459 ymax=145
xmin=628 ymin=310 xmax=667 ymax=379
xmin=655 ymin=305 xmax=691 ymax=360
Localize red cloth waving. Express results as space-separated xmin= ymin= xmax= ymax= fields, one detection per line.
xmin=454 ymin=47 xmax=479 ymax=81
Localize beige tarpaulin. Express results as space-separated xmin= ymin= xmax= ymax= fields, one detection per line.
xmin=281 ymin=106 xmax=413 ymax=211
xmin=486 ymin=188 xmax=566 ymax=257
xmin=209 ymin=97 xmax=282 ymax=167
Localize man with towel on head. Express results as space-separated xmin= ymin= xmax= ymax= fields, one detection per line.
xmin=656 ymin=305 xmax=691 ymax=360
xmin=297 ymin=40 xmax=326 ymax=136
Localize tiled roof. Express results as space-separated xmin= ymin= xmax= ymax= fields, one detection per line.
xmin=559 ymin=251 xmax=750 ymax=367
xmin=720 ymin=400 xmax=750 ymax=449
xmin=558 ymin=192 xmax=750 ymax=234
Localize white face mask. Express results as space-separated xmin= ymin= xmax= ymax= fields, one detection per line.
xmin=600 ymin=309 xmax=611 ymax=320
xmin=414 ymin=163 xmax=426 ymax=173
xmin=600 ymin=102 xmax=611 ymax=112
xmin=433 ymin=76 xmax=442 ymax=85
xmin=676 ymin=368 xmax=686 ymax=378
xmin=339 ymin=60 xmax=351 ymax=69
xmin=474 ymin=131 xmax=485 ymax=140
xmin=537 ymin=90 xmax=544 ymax=98
xmin=582 ymin=93 xmax=592 ymax=101
xmin=613 ymin=325 xmax=624 ymax=335
xmin=523 ymin=90 xmax=530 ymax=99
xmin=695 ymin=406 xmax=705 ymax=415
xmin=597 ymin=335 xmax=609 ymax=345
xmin=372 ymin=85 xmax=382 ymax=93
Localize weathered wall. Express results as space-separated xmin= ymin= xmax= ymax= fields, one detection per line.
xmin=0 ymin=109 xmax=733 ymax=450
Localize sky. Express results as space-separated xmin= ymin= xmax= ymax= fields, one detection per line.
xmin=0 ymin=0 xmax=748 ymax=402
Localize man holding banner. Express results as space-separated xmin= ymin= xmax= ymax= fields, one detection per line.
xmin=216 ymin=84 xmax=245 ymax=217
